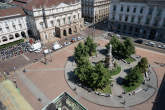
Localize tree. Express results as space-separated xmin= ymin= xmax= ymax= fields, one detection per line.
xmin=106 ymin=36 xmax=125 ymax=58
xmin=124 ymin=66 xmax=141 ymax=87
xmin=94 ymin=62 xmax=110 ymax=89
xmin=106 ymin=36 xmax=120 ymax=51
xmin=137 ymin=57 xmax=148 ymax=73
xmin=85 ymin=36 xmax=97 ymax=56
xmin=123 ymin=37 xmax=135 ymax=58
xmin=74 ymin=42 xmax=88 ymax=63
xmin=74 ymin=58 xmax=94 ymax=85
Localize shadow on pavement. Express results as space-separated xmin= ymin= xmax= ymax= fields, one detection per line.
xmin=99 ymin=49 xmax=107 ymax=55
xmin=67 ymin=56 xmax=74 ymax=62
xmin=152 ymin=74 xmax=165 ymax=110
xmin=116 ymin=77 xmax=124 ymax=85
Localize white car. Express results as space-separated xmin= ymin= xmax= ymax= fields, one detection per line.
xmin=116 ymin=34 xmax=121 ymax=38
xmin=43 ymin=49 xmax=52 ymax=54
xmin=77 ymin=36 xmax=82 ymax=41
xmin=53 ymin=42 xmax=62 ymax=50
xmin=157 ymin=45 xmax=162 ymax=48
xmin=64 ymin=41 xmax=71 ymax=46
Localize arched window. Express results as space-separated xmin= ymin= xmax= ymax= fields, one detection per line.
xmin=2 ymin=36 xmax=8 ymax=42
xmin=15 ymin=33 xmax=20 ymax=38
xmin=21 ymin=31 xmax=26 ymax=38
xmin=63 ymin=30 xmax=67 ymax=36
xmin=69 ymin=28 xmax=72 ymax=34
xmin=9 ymin=35 xmax=14 ymax=40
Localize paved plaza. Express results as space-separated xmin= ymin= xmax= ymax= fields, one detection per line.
xmin=65 ymin=38 xmax=158 ymax=107
xmin=6 ymin=38 xmax=165 ymax=110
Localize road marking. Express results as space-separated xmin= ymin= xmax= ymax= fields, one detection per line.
xmin=22 ymin=54 xmax=30 ymax=61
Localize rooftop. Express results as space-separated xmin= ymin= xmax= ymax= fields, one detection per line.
xmin=9 ymin=0 xmax=79 ymax=10
xmin=0 ymin=2 xmax=16 ymax=9
xmin=42 ymin=92 xmax=87 ymax=110
xmin=0 ymin=80 xmax=34 ymax=110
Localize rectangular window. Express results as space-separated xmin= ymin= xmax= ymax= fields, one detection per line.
xmin=112 ymin=15 xmax=115 ymax=20
xmin=113 ymin=5 xmax=116 ymax=11
xmin=153 ymin=18 xmax=159 ymax=26
xmin=19 ymin=24 xmax=22 ymax=29
xmin=119 ymin=15 xmax=122 ymax=21
xmin=63 ymin=18 xmax=65 ymax=25
xmin=127 ymin=6 xmax=130 ymax=12
xmin=68 ymin=16 xmax=71 ymax=24
xmin=140 ymin=7 xmax=144 ymax=14
xmin=120 ymin=5 xmax=123 ymax=12
xmin=6 ymin=27 xmax=9 ymax=32
xmin=145 ymin=17 xmax=150 ymax=25
xmin=133 ymin=7 xmax=136 ymax=13
xmin=0 ymin=28 xmax=2 ymax=32
xmin=50 ymin=21 xmax=54 ymax=27
xmin=163 ymin=19 xmax=165 ymax=27
xmin=125 ymin=16 xmax=128 ymax=22
xmin=131 ymin=16 xmax=134 ymax=23
xmin=157 ymin=8 xmax=162 ymax=16
xmin=148 ymin=8 xmax=153 ymax=15
xmin=13 ymin=25 xmax=16 ymax=30
xmin=138 ymin=16 xmax=142 ymax=24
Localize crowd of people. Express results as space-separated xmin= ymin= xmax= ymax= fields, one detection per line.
xmin=0 ymin=42 xmax=29 ymax=61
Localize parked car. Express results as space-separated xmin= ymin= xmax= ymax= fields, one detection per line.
xmin=116 ymin=34 xmax=121 ymax=38
xmin=149 ymin=42 xmax=155 ymax=47
xmin=43 ymin=49 xmax=52 ymax=54
xmin=64 ymin=41 xmax=71 ymax=46
xmin=157 ymin=45 xmax=162 ymax=48
xmin=53 ymin=42 xmax=62 ymax=50
xmin=135 ymin=39 xmax=143 ymax=44
xmin=71 ymin=38 xmax=77 ymax=42
xmin=77 ymin=36 xmax=82 ymax=41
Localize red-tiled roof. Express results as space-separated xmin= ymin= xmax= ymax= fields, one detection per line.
xmin=11 ymin=0 xmax=78 ymax=10
xmin=0 ymin=7 xmax=25 ymax=18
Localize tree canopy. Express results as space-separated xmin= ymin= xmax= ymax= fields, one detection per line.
xmin=137 ymin=57 xmax=148 ymax=73
xmin=123 ymin=37 xmax=135 ymax=58
xmin=85 ymin=36 xmax=97 ymax=56
xmin=74 ymin=42 xmax=88 ymax=64
xmin=106 ymin=36 xmax=135 ymax=59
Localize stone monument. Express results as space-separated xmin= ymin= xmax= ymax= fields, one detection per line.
xmin=105 ymin=44 xmax=114 ymax=69
xmin=108 ymin=44 xmax=113 ymax=69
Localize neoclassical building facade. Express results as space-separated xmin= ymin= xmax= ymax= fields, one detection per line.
xmin=31 ymin=1 xmax=84 ymax=43
xmin=108 ymin=0 xmax=165 ymax=42
xmin=82 ymin=0 xmax=110 ymax=23
xmin=0 ymin=7 xmax=28 ymax=46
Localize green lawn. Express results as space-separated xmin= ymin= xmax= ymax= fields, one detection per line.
xmin=123 ymin=74 xmax=144 ymax=93
xmin=125 ymin=57 xmax=135 ymax=63
xmin=109 ymin=65 xmax=121 ymax=76
xmin=96 ymin=84 xmax=111 ymax=94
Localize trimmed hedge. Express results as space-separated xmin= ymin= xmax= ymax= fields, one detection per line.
xmin=0 ymin=39 xmax=24 ymax=49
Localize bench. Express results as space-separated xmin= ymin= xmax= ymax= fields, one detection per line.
xmin=145 ymin=72 xmax=149 ymax=78
xmin=134 ymin=88 xmax=143 ymax=94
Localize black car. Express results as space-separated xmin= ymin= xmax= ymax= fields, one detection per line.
xmin=135 ymin=39 xmax=143 ymax=44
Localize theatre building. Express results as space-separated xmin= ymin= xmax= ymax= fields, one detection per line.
xmin=30 ymin=0 xmax=84 ymax=43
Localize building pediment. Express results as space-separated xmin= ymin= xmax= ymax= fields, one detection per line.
xmin=56 ymin=3 xmax=69 ymax=8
